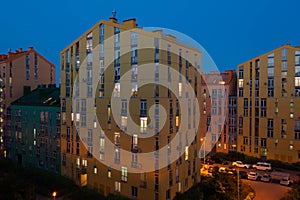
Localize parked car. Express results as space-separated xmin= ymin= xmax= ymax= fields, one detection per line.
xmin=239 ymin=171 xmax=248 ymax=179
xmin=248 ymin=172 xmax=259 ymax=181
xmin=252 ymin=162 xmax=272 ymax=171
xmin=232 ymin=161 xmax=251 ymax=169
xmin=261 ymin=174 xmax=271 ymax=182
xmin=219 ymin=167 xmax=227 ymax=173
xmin=280 ymin=177 xmax=292 ymax=186
xmin=227 ymin=168 xmax=237 ymax=175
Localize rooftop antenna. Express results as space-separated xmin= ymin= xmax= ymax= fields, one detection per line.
xmin=112 ymin=10 xmax=117 ymax=18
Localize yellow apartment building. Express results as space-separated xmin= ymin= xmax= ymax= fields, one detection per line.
xmin=237 ymin=44 xmax=300 ymax=163
xmin=60 ymin=15 xmax=202 ymax=200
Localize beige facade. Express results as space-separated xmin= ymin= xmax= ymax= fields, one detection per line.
xmin=237 ymin=44 xmax=300 ymax=163
xmin=60 ymin=16 xmax=202 ymax=200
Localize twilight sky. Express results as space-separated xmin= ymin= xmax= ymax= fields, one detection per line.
xmin=0 ymin=0 xmax=299 ymax=84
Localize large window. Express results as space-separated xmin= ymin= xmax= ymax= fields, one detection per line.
xmin=121 ymin=167 xmax=128 ymax=182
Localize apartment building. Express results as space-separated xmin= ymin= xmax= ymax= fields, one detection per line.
xmin=6 ymin=85 xmax=60 ymax=174
xmin=60 ymin=15 xmax=202 ymax=200
xmin=237 ymin=44 xmax=300 ymax=163
xmin=0 ymin=47 xmax=55 ymax=157
xmin=200 ymin=70 xmax=237 ymax=156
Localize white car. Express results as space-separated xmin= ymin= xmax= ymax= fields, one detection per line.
xmin=232 ymin=161 xmax=251 ymax=169
xmin=280 ymin=177 xmax=291 ymax=186
xmin=252 ymin=162 xmax=272 ymax=171
xmin=248 ymin=172 xmax=258 ymax=181
xmin=261 ymin=174 xmax=271 ymax=182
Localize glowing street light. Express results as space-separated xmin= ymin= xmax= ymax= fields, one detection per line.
xmin=52 ymin=191 xmax=57 ymax=200
xmin=200 ymin=137 xmax=206 ymax=164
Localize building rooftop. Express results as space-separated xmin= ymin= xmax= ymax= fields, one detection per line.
xmin=0 ymin=47 xmax=55 ymax=67
xmin=11 ymin=85 xmax=60 ymax=107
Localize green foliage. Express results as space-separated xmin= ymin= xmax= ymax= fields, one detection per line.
xmin=280 ymin=182 xmax=300 ymax=200
xmin=212 ymin=152 xmax=259 ymax=164
xmin=174 ymin=172 xmax=254 ymax=200
xmin=267 ymin=159 xmax=300 ymax=171
xmin=0 ymin=158 xmax=130 ymax=200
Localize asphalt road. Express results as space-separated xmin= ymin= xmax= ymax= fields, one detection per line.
xmin=243 ymin=180 xmax=290 ymax=200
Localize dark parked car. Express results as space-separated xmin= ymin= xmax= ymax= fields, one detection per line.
xmin=239 ymin=171 xmax=248 ymax=179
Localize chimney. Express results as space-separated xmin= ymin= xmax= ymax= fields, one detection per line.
xmin=152 ymin=29 xmax=163 ymax=37
xmin=28 ymin=46 xmax=34 ymax=51
xmin=19 ymin=48 xmax=22 ymax=52
xmin=165 ymin=34 xmax=177 ymax=42
xmin=123 ymin=18 xmax=138 ymax=29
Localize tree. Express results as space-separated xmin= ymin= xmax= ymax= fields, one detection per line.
xmin=281 ymin=183 xmax=300 ymax=200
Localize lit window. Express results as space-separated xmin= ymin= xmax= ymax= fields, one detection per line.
xmin=290 ymin=141 xmax=294 ymax=150
xmin=115 ymin=181 xmax=121 ymax=192
xmin=140 ymin=117 xmax=147 ymax=134
xmin=121 ymin=167 xmax=128 ymax=182
xmin=132 ymin=134 xmax=138 ymax=148
xmin=114 ymin=83 xmax=120 ymax=97
xmin=108 ymin=167 xmax=111 ymax=178
xmin=76 ymin=158 xmax=80 ymax=166
xmin=185 ymin=146 xmax=189 ymax=160
xmin=114 ymin=132 xmax=120 ymax=146
xmin=179 ymin=83 xmax=182 ymax=97
xmin=121 ymin=116 xmax=127 ymax=130
xmin=239 ymin=79 xmax=244 ymax=88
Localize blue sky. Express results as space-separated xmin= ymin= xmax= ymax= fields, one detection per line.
xmin=1 ymin=0 xmax=299 ymax=84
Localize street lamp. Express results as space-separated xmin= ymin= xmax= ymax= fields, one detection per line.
xmin=52 ymin=191 xmax=57 ymax=200
xmin=200 ymin=137 xmax=206 ymax=165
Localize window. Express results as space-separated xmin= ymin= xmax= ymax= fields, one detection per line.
xmin=114 ymin=83 xmax=120 ymax=97
xmin=131 ymin=32 xmax=138 ymax=47
xmin=243 ymin=137 xmax=248 ymax=145
xmin=185 ymin=146 xmax=189 ymax=160
xmin=26 ymin=54 xmax=30 ymax=80
xmin=140 ymin=100 xmax=147 ymax=116
xmin=132 ymin=64 xmax=138 ymax=82
xmin=295 ymin=131 xmax=300 ymax=140
xmin=261 ymin=138 xmax=267 ymax=148
xmin=34 ymin=53 xmax=38 ymax=79
xmin=131 ymin=186 xmax=138 ymax=198
xmin=131 ymin=47 xmax=138 ymax=64
xmin=121 ymin=167 xmax=128 ymax=182
xmin=268 ymin=67 xmax=274 ymax=77
xmin=115 ymin=148 xmax=120 ymax=164
xmin=169 ymin=170 xmax=173 ymax=186
xmin=261 ymin=98 xmax=267 ymax=107
xmin=295 ymin=50 xmax=300 ymax=66
xmin=100 ymin=132 xmax=105 ymax=160
xmin=166 ymin=189 xmax=170 ymax=200
xmin=140 ymin=117 xmax=147 ymax=134
xmin=238 ymin=79 xmax=244 ymax=88
xmin=94 ymin=166 xmax=98 ymax=174
xmin=239 ymin=66 xmax=244 ymax=78
xmin=239 ymin=88 xmax=244 ymax=97
xmin=108 ymin=167 xmax=111 ymax=178
xmin=295 ymin=77 xmax=300 ymax=87
xmin=132 ymin=134 xmax=138 ymax=148
xmin=268 ymin=53 xmax=274 ymax=66
xmin=115 ymin=181 xmax=121 ymax=192
xmin=114 ymin=132 xmax=120 ymax=146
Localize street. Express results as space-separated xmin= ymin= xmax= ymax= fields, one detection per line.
xmin=243 ymin=180 xmax=290 ymax=200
